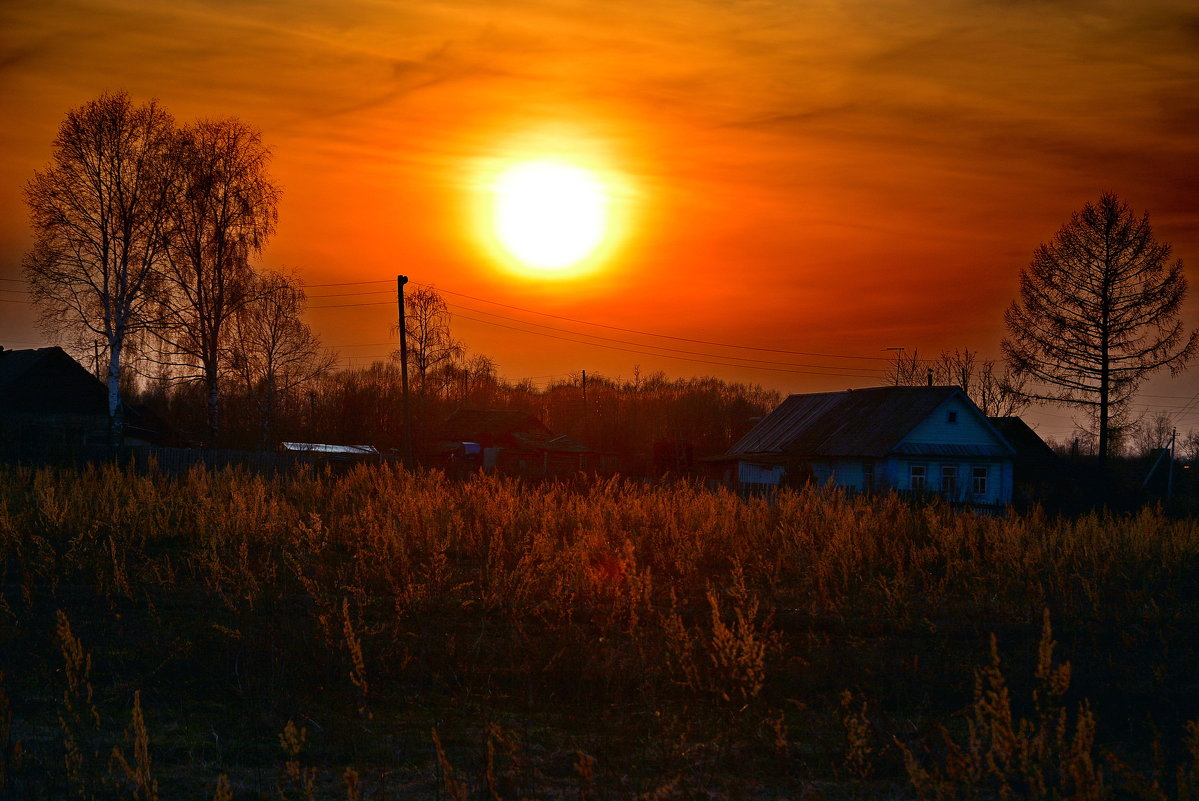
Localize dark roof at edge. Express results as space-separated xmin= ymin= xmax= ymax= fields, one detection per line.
xmin=0 ymin=346 xmax=108 ymax=415
xmin=0 ymin=347 xmax=53 ymax=391
xmin=989 ymin=416 xmax=1057 ymax=462
xmin=726 ymin=386 xmax=1010 ymax=460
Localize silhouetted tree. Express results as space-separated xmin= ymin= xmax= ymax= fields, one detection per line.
xmin=932 ymin=348 xmax=1028 ymax=417
xmin=434 ymin=353 xmax=500 ymax=408
xmin=23 ymin=92 xmax=177 ymax=444
xmin=397 ymin=286 xmax=464 ymax=403
xmin=1180 ymin=429 xmax=1199 ymax=464
xmin=157 ymin=118 xmax=280 ymax=442
xmin=885 ymin=349 xmax=924 ymax=386
xmin=1133 ymin=412 xmax=1174 ymax=459
xmin=228 ymin=270 xmax=335 ymax=446
xmin=1003 ymin=193 xmax=1196 ymax=463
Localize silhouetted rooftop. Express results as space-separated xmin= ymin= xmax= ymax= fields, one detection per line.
xmin=0 ymin=346 xmax=108 ymax=416
xmin=727 ymin=385 xmax=1012 ymax=459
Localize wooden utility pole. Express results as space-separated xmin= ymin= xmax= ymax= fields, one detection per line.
xmin=398 ymin=275 xmax=414 ymax=466
xmin=1169 ymin=427 xmax=1177 ymax=498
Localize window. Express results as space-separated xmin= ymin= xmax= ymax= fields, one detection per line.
xmin=947 ymin=410 xmax=958 ymax=423
xmin=910 ymin=465 xmax=926 ymax=491
xmin=863 ymin=462 xmax=874 ymax=491
xmin=972 ymin=466 xmax=988 ymax=496
xmin=941 ymin=465 xmax=958 ymax=496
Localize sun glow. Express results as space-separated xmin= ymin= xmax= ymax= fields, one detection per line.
xmin=490 ymin=160 xmax=610 ymax=273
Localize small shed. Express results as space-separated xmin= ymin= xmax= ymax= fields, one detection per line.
xmin=720 ymin=386 xmax=1018 ymax=506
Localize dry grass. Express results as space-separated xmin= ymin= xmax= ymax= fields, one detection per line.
xmin=0 ymin=462 xmax=1198 ymax=798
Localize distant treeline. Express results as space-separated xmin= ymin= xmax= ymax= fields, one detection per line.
xmin=137 ymin=360 xmax=781 ymax=470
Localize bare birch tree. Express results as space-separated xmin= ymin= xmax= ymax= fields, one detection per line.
xmin=228 ymin=271 xmax=335 ymax=446
xmin=397 ymin=286 xmax=464 ymax=398
xmin=23 ymin=92 xmax=176 ymax=444
xmin=157 ymin=118 xmax=279 ymax=442
xmin=1003 ymin=193 xmax=1196 ymax=463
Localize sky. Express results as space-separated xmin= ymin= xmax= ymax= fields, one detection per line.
xmin=3 ymin=0 xmax=1199 ymax=442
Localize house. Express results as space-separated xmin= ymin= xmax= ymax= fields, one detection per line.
xmin=427 ymin=408 xmax=603 ymax=476
xmin=0 ymin=346 xmax=110 ymax=449
xmin=719 ymin=386 xmax=1018 ymax=506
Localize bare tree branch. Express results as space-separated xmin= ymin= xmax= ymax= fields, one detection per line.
xmin=1002 ymin=193 xmax=1197 ymax=462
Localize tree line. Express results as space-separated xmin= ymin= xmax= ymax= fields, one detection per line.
xmin=22 ymin=94 xmax=1199 ymax=466
xmin=20 ymin=92 xmax=782 ymax=457
xmin=23 ymin=91 xmax=330 ymax=446
xmin=139 ymin=284 xmax=782 ymax=466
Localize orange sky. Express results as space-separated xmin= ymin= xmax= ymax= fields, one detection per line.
xmin=3 ymin=0 xmax=1199 ymax=441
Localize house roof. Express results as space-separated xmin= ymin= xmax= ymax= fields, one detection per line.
xmin=281 ymin=442 xmax=379 ymax=456
xmin=989 ymin=417 xmax=1056 ymax=463
xmin=0 ymin=346 xmax=108 ymax=416
xmin=726 ymin=386 xmax=1012 ymax=460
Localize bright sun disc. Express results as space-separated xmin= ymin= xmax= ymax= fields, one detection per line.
xmin=492 ymin=160 xmax=608 ymax=272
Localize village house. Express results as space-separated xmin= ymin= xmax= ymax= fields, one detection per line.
xmin=0 ymin=346 xmax=110 ymax=450
xmin=719 ymin=385 xmax=1021 ymax=506
xmin=0 ymin=346 xmax=176 ymax=456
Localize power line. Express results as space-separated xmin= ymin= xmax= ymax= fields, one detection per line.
xmin=448 ymin=311 xmax=886 ymax=379
xmin=308 ymin=300 xmax=392 ymax=309
xmin=306 ymin=279 xmax=392 ymax=288
xmin=444 ymin=301 xmax=882 ymax=374
xmin=328 ymin=341 xmax=396 ymax=348
xmin=307 ymin=290 xmax=392 ymax=299
xmin=411 ymin=281 xmax=893 ymax=361
xmin=313 ymin=297 xmax=883 ymax=377
xmin=308 ymin=292 xmax=883 ymax=374
xmin=300 ymin=279 xmax=901 ymax=364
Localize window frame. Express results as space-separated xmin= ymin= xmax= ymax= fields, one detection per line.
xmin=910 ymin=464 xmax=927 ymax=492
xmin=941 ymin=464 xmax=958 ymax=497
xmin=972 ymin=465 xmax=988 ymax=496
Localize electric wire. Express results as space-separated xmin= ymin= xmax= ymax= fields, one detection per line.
xmin=411 ymin=281 xmax=893 ymax=361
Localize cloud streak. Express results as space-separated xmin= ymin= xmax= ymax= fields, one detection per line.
xmin=2 ymin=0 xmax=1198 ymax=432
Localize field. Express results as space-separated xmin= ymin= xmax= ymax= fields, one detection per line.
xmin=1 ymin=463 xmax=1198 ymax=799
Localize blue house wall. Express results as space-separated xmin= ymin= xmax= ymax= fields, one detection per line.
xmin=733 ymin=393 xmax=1015 ymax=507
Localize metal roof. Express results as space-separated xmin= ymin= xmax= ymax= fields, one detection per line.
xmin=726 ymin=386 xmax=1011 ymax=459
xmin=281 ymin=442 xmax=379 ymax=456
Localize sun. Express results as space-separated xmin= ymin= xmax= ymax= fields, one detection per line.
xmin=491 ymin=160 xmax=609 ymax=273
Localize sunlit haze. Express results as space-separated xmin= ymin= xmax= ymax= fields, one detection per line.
xmin=3 ymin=0 xmax=1199 ymax=441
xmin=490 ymin=160 xmax=610 ymax=275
